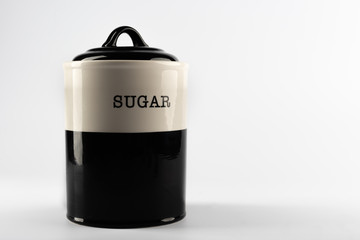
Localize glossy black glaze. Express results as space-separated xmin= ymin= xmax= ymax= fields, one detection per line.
xmin=73 ymin=26 xmax=177 ymax=61
xmin=66 ymin=130 xmax=186 ymax=228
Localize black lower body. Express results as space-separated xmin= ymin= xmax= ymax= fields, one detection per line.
xmin=65 ymin=130 xmax=186 ymax=228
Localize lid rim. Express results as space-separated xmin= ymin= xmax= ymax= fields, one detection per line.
xmin=73 ymin=48 xmax=178 ymax=61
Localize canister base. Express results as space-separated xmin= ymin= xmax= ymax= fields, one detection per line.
xmin=66 ymin=213 xmax=185 ymax=228
xmin=66 ymin=130 xmax=186 ymax=229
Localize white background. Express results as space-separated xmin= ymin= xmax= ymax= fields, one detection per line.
xmin=1 ymin=0 xmax=360 ymax=239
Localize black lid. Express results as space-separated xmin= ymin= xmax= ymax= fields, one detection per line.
xmin=73 ymin=26 xmax=178 ymax=61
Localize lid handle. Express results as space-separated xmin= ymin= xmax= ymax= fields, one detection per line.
xmin=102 ymin=26 xmax=148 ymax=47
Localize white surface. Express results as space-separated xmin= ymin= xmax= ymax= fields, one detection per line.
xmin=1 ymin=0 xmax=360 ymax=239
xmin=2 ymin=181 xmax=360 ymax=240
xmin=64 ymin=61 xmax=187 ymax=132
xmin=2 ymin=197 xmax=360 ymax=240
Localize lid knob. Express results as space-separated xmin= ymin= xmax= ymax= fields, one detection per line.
xmin=102 ymin=26 xmax=148 ymax=47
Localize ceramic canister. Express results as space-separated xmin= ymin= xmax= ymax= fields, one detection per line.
xmin=63 ymin=26 xmax=188 ymax=228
